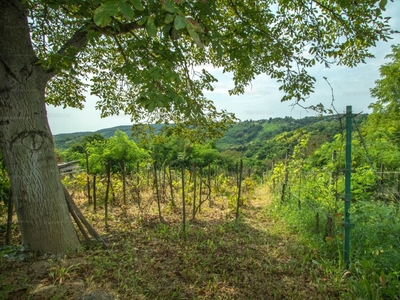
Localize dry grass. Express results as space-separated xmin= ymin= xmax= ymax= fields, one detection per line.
xmin=0 ymin=186 xmax=343 ymax=299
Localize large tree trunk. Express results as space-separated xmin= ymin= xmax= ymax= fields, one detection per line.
xmin=0 ymin=0 xmax=80 ymax=254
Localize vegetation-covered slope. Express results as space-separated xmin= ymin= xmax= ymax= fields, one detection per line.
xmin=53 ymin=114 xmax=368 ymax=156
xmin=54 ymin=125 xmax=164 ymax=151
xmin=217 ymin=115 xmax=367 ymax=162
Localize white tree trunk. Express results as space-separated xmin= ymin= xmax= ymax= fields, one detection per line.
xmin=0 ymin=0 xmax=80 ymax=254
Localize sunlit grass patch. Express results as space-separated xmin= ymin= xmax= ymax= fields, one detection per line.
xmin=1 ymin=185 xmax=345 ymax=299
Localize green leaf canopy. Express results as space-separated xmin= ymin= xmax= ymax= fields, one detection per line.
xmin=27 ymin=0 xmax=396 ymax=139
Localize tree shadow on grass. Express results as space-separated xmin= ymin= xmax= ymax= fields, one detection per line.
xmin=1 ymin=205 xmax=342 ymax=299
xmin=93 ymin=213 xmax=341 ymax=299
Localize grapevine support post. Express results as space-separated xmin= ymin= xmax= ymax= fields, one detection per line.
xmin=93 ymin=175 xmax=97 ymax=212
xmin=168 ymin=164 xmax=175 ymax=207
xmin=181 ymin=164 xmax=186 ymax=237
xmin=154 ymin=162 xmax=162 ymax=223
xmin=344 ymin=106 xmax=355 ymax=267
xmin=104 ymin=161 xmax=111 ymax=229
xmin=236 ymin=159 xmax=243 ymax=220
xmin=85 ymin=151 xmax=91 ymax=205
xmin=192 ymin=163 xmax=197 ymax=220
xmin=122 ymin=160 xmax=126 ymax=206
xmin=280 ymin=149 xmax=289 ymax=204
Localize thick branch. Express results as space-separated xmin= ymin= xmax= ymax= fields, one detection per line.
xmin=45 ymin=21 xmax=144 ymax=79
xmin=0 ymin=0 xmax=38 ymax=84
xmin=56 ymin=25 xmax=89 ymax=58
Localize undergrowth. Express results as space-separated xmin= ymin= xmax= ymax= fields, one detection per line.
xmin=269 ymin=190 xmax=400 ymax=299
xmin=0 ymin=187 xmax=343 ymax=299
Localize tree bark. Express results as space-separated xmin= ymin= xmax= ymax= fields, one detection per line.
xmin=0 ymin=0 xmax=80 ymax=254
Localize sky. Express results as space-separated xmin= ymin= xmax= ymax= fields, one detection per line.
xmin=47 ymin=2 xmax=400 ymax=135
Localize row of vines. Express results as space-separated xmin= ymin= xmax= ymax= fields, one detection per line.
xmin=267 ymin=115 xmax=400 ymax=299
xmin=0 ymin=128 xmax=263 ymax=247
xmin=62 ymin=160 xmax=257 ymax=233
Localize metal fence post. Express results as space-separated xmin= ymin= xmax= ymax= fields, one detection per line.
xmin=344 ymin=106 xmax=354 ymax=267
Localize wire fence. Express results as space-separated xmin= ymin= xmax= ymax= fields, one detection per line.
xmin=265 ymin=111 xmax=400 ymax=264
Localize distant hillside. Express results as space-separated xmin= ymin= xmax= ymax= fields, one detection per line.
xmin=216 ymin=114 xmax=368 ymax=161
xmin=216 ymin=116 xmax=330 ymax=151
xmin=53 ymin=125 xmax=130 ymax=150
xmin=53 ymin=115 xmax=368 ymax=157
xmin=53 ymin=124 xmax=167 ymax=150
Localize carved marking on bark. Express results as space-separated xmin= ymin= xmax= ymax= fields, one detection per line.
xmin=22 ymin=132 xmax=44 ymax=151
xmin=11 ymin=130 xmax=46 ymax=151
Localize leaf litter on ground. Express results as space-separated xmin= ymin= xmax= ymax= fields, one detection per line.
xmin=0 ymin=186 xmax=343 ymax=299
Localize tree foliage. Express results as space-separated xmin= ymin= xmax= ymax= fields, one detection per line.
xmin=62 ymin=133 xmax=105 ymax=162
xmin=26 ymin=0 xmax=395 ymax=135
xmin=366 ymin=44 xmax=400 ymax=147
xmin=85 ymin=130 xmax=148 ymax=174
xmin=370 ymin=44 xmax=400 ymax=105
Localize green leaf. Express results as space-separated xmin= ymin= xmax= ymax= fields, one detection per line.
xmin=146 ymin=17 xmax=157 ymax=37
xmin=187 ymin=26 xmax=203 ymax=48
xmin=93 ymin=12 xmax=110 ymax=27
xmin=47 ymin=2 xmax=60 ymax=9
xmin=170 ymin=28 xmax=180 ymax=40
xmin=174 ymin=15 xmax=186 ymax=30
xmin=94 ymin=2 xmax=118 ymax=26
xmin=164 ymin=0 xmax=176 ymax=13
xmin=137 ymin=16 xmax=148 ymax=25
xmin=147 ymin=101 xmax=156 ymax=112
xmin=119 ymin=2 xmax=134 ymax=20
xmin=186 ymin=18 xmax=202 ymax=32
xmin=164 ymin=13 xmax=174 ymax=24
xmin=133 ymin=0 xmax=145 ymax=11
xmin=162 ymin=24 xmax=172 ymax=38
xmin=150 ymin=67 xmax=161 ymax=80
xmin=379 ymin=0 xmax=387 ymax=11
xmin=216 ymin=44 xmax=223 ymax=58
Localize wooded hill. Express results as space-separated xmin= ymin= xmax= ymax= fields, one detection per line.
xmin=53 ymin=114 xmax=368 ymax=163
xmin=54 ymin=124 xmax=164 ymax=150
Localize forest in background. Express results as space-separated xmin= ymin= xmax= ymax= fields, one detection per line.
xmin=53 ymin=114 xmax=368 ymax=170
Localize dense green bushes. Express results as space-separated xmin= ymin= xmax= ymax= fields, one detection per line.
xmin=267 ymin=109 xmax=400 ymax=299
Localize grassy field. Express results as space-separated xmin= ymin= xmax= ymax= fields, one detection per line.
xmin=0 ymin=187 xmax=343 ymax=299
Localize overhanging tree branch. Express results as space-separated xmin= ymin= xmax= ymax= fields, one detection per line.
xmin=45 ymin=20 xmax=145 ymax=79
xmin=311 ymin=0 xmax=346 ymax=25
